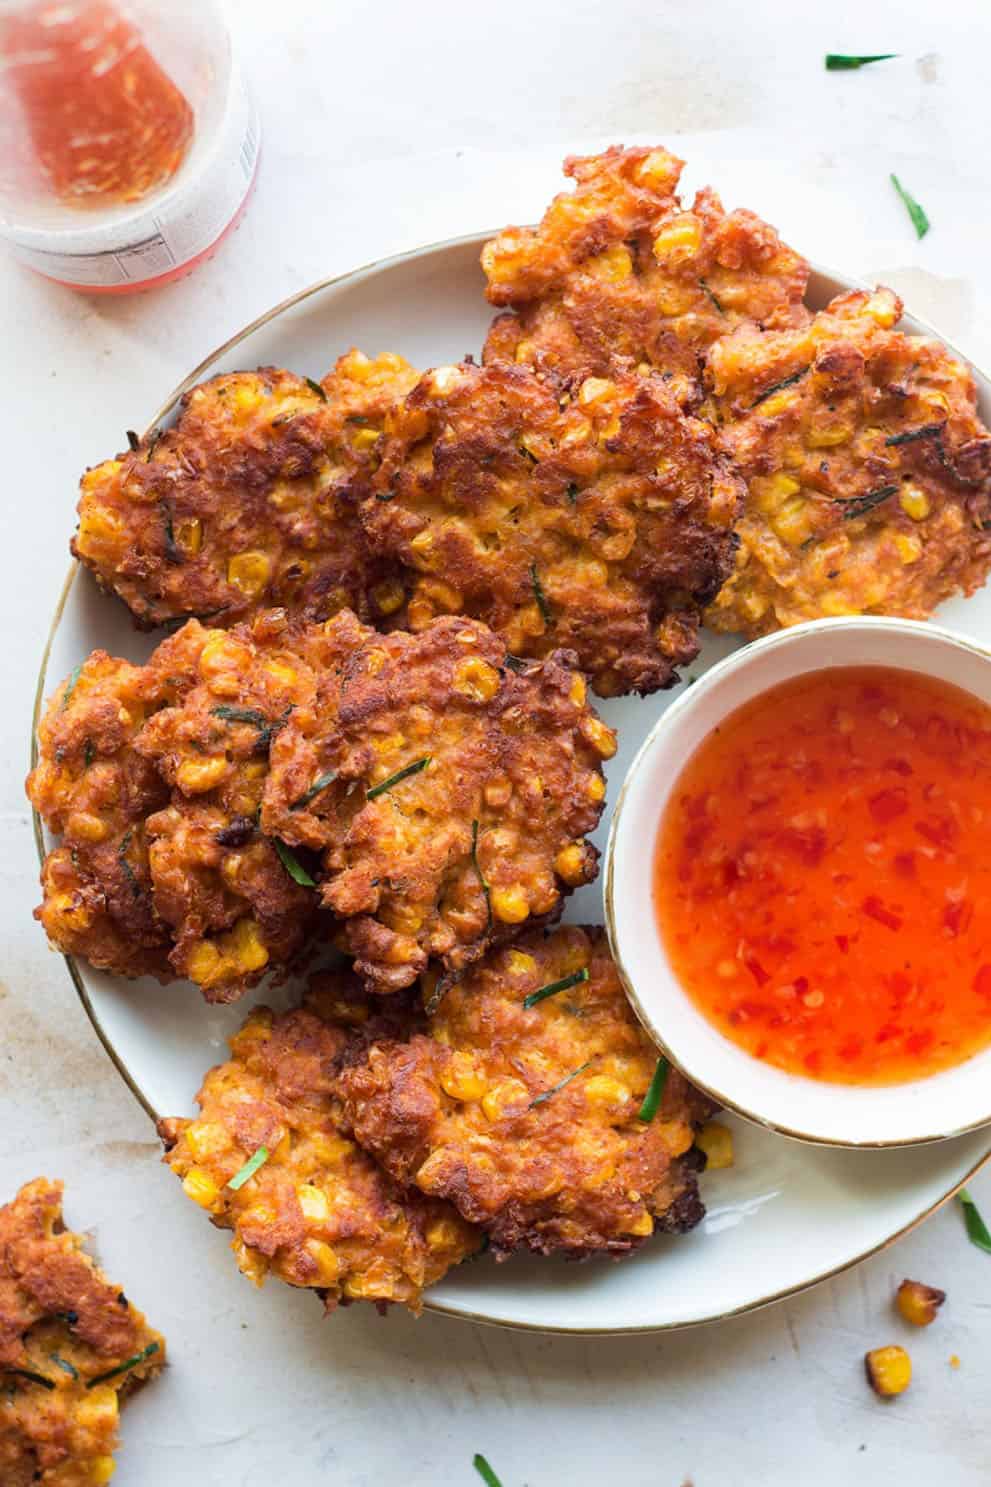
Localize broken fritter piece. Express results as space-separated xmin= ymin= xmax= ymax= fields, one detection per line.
xmin=703 ymin=286 xmax=991 ymax=636
xmin=362 ymin=361 xmax=743 ymax=696
xmin=134 ymin=611 xmax=332 ymax=1001
xmin=263 ymin=610 xmax=613 ymax=993
xmin=73 ymin=350 xmax=418 ymax=631
xmin=0 ymin=1178 xmax=164 ymax=1487
xmin=158 ymin=981 xmax=480 ymax=1314
xmin=482 ymin=146 xmax=808 ymax=402
xmin=339 ymin=926 xmax=715 ymax=1258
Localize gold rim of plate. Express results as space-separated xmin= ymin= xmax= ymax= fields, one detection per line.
xmin=30 ymin=230 xmax=991 ymax=1334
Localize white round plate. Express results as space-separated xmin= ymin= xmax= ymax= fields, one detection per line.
xmin=34 ymin=233 xmax=991 ymax=1334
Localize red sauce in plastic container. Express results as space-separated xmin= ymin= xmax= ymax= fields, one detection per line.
xmin=655 ymin=666 xmax=991 ymax=1085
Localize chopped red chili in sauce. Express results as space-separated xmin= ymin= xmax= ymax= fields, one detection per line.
xmin=655 ymin=667 xmax=991 ymax=1085
xmin=2 ymin=1 xmax=193 ymax=209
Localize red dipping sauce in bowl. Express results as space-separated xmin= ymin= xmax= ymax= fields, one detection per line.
xmin=655 ymin=666 xmax=991 ymax=1086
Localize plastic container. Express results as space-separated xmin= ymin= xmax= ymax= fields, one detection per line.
xmin=0 ymin=0 xmax=259 ymax=291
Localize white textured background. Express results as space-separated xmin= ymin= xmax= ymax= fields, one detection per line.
xmin=2 ymin=2 xmax=990 ymax=1482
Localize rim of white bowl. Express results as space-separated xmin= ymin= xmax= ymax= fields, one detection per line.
xmin=605 ymin=615 xmax=991 ymax=1149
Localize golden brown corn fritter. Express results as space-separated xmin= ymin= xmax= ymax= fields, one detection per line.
xmin=482 ymin=145 xmax=809 ymax=405
xmin=31 ymin=610 xmax=612 ymax=1002
xmin=338 ymin=926 xmax=715 ymax=1259
xmin=263 ymin=610 xmax=614 ymax=992
xmin=362 ymin=361 xmax=743 ymax=696
xmin=0 ymin=1178 xmax=164 ymax=1487
xmin=704 ymin=287 xmax=991 ymax=636
xmin=159 ymin=976 xmax=479 ymax=1314
xmin=73 ymin=350 xmax=418 ymax=631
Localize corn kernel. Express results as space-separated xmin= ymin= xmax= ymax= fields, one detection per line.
xmin=176 ymin=755 xmax=228 ymax=794
xmin=430 ymin=366 xmax=462 ymax=395
xmin=233 ymin=1238 xmax=268 ymax=1285
xmin=583 ymin=1074 xmax=632 ymax=1109
xmin=222 ymin=917 xmax=269 ymax=974
xmin=753 ymin=472 xmax=801 ymax=514
xmin=66 ymin=811 xmax=109 ymax=844
xmin=865 ymin=1345 xmax=912 ymax=1397
xmin=578 ymin=377 xmax=615 ymax=406
xmin=298 ymin=1184 xmax=330 ymax=1222
xmin=900 ymin=485 xmax=931 ymax=521
xmin=555 ymin=843 xmax=589 ymax=885
xmin=453 ymin=656 xmax=500 ymax=702
xmin=186 ymin=940 xmax=222 ymax=986
xmin=481 ymin=1079 xmax=527 ymax=1122
xmin=182 ymin=1167 xmax=222 ymax=1210
xmin=588 ymin=243 xmax=633 ymax=281
xmin=652 ymin=215 xmax=702 ymax=264
xmin=305 ymin=1239 xmax=341 ymax=1285
xmin=627 ymin=1211 xmax=655 ymax=1237
xmin=569 ymin=673 xmax=587 ymax=707
xmin=772 ymin=497 xmax=812 ymax=547
xmin=371 ymin=579 xmax=406 ymax=616
xmin=351 ymin=426 xmax=380 ymax=452
xmin=806 ymin=423 xmax=853 ymax=448
xmin=656 ymin=1118 xmax=694 ymax=1156
xmin=76 ymin=1387 xmax=118 ymax=1431
xmin=227 ymin=551 xmax=272 ymax=598
xmin=865 ymin=290 xmax=900 ymax=328
xmin=506 ymin=950 xmax=537 ymax=977
xmin=696 ymin=1121 xmax=734 ymax=1170
xmin=89 ymin=1456 xmax=117 ymax=1484
xmin=184 ymin=1121 xmax=231 ymax=1162
xmin=586 ymin=773 xmax=606 ymax=803
xmin=175 ymin=517 xmax=202 ymax=555
xmin=483 ymin=777 xmax=512 ymax=807
xmin=896 ymin=1278 xmax=946 ymax=1327
xmin=635 ymin=149 xmax=680 ymax=190
xmin=582 ymin=716 xmax=617 ymax=758
xmin=76 ymin=505 xmax=125 ymax=554
xmin=426 ymin=1216 xmax=468 ymax=1251
xmin=758 ymin=388 xmax=801 ymax=418
xmin=820 ymin=593 xmax=860 ymax=617
xmin=893 ymin=532 xmax=922 ymax=564
xmin=440 ymin=1054 xmax=488 ymax=1102
xmin=490 ymin=885 xmax=530 ymax=924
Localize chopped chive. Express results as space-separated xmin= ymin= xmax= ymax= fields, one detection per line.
xmin=117 ymin=829 xmax=141 ymax=898
xmin=50 ymin=1354 xmax=79 ymax=1379
xmin=227 ymin=1145 xmax=270 ymax=1191
xmin=885 ymin=422 xmax=945 ymax=447
xmin=145 ymin=428 xmax=162 ymax=461
xmin=160 ymin=500 xmax=182 ymax=564
xmin=125 ymin=429 xmax=141 ymax=452
xmin=3 ymin=1368 xmax=55 ymax=1390
xmin=60 ymin=663 xmax=83 ymax=711
xmin=529 ymin=563 xmax=553 ymax=627
xmin=523 ymin=966 xmax=589 ymax=1010
xmin=825 ymin=53 xmax=897 ymax=70
xmin=305 ymin=376 xmax=328 ymax=402
xmin=473 ymin=1455 xmax=504 ymax=1487
xmin=83 ymin=740 xmax=95 ymax=768
xmin=274 ymin=839 xmax=316 ymax=887
xmin=890 ymin=173 xmax=930 ymax=239
xmin=566 ymin=482 xmax=579 ymax=505
xmin=750 ymin=367 xmax=809 ymax=409
xmin=528 ymin=1058 xmax=594 ymax=1109
xmin=839 ymin=483 xmax=899 ymax=520
xmin=959 ymin=1187 xmax=991 ymax=1254
xmin=366 ymin=756 xmax=430 ymax=801
xmin=638 ymin=1056 xmax=670 ymax=1123
xmin=699 ymin=277 xmax=724 ymax=312
xmin=291 ymin=770 xmax=338 ymax=810
xmin=503 ymin=653 xmax=528 ymax=673
xmin=210 ymin=705 xmax=269 ymax=729
xmin=470 ymin=819 xmax=492 ymax=931
xmin=518 ymin=442 xmax=538 ymax=465
xmin=86 ymin=1341 xmax=160 ymax=1388
xmin=347 ymin=414 xmax=370 ymax=425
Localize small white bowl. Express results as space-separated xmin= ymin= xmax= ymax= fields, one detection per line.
xmin=605 ymin=616 xmax=991 ymax=1148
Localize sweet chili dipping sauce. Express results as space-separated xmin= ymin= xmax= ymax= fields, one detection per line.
xmin=655 ymin=667 xmax=991 ymax=1085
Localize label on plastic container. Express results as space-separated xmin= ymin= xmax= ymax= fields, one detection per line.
xmin=6 ymin=70 xmax=259 ymax=288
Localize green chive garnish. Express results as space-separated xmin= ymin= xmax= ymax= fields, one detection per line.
xmin=291 ymin=770 xmax=338 ymax=810
xmin=117 ymin=831 xmax=141 ymax=898
xmin=566 ymin=482 xmax=579 ymax=505
xmin=473 ymin=1455 xmax=504 ymax=1487
xmin=750 ymin=367 xmax=809 ymax=409
xmin=891 ymin=173 xmax=930 ymax=239
xmin=228 ymin=1146 xmax=271 ymax=1192
xmin=60 ymin=663 xmax=83 ymax=711
xmin=125 ymin=429 xmax=141 ymax=453
xmin=274 ymin=840 xmax=316 ymax=887
xmin=960 ymin=1187 xmax=991 ymax=1254
xmin=305 ymin=376 xmax=328 ymax=402
xmin=839 ymin=483 xmax=899 ymax=520
xmin=160 ymin=500 xmax=181 ymax=564
xmin=638 ymin=1056 xmax=670 ymax=1123
xmin=529 ymin=1059 xmax=594 ymax=1109
xmin=470 ymin=819 xmax=492 ymax=931
xmin=523 ymin=967 xmax=589 ymax=1010
xmin=86 ymin=1341 xmax=160 ymax=1388
xmin=366 ymin=756 xmax=430 ymax=800
xmin=50 ymin=1354 xmax=79 ymax=1379
xmin=4 ymin=1368 xmax=55 ymax=1390
xmin=503 ymin=653 xmax=528 ymax=673
xmin=211 ymin=705 xmax=269 ymax=729
xmin=699 ymin=277 xmax=724 ymax=313
xmin=885 ymin=422 xmax=945 ymax=447
xmin=529 ymin=563 xmax=553 ymax=627
xmin=825 ymin=53 xmax=897 ymax=70
xmin=83 ymin=740 xmax=95 ymax=768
